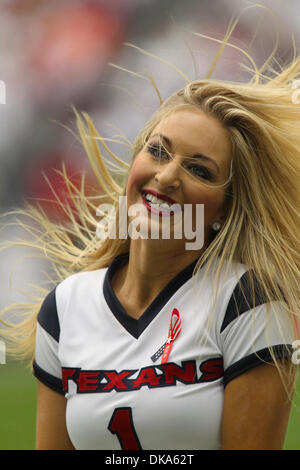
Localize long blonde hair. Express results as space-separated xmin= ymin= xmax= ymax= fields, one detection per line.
xmin=1 ymin=7 xmax=299 ymax=398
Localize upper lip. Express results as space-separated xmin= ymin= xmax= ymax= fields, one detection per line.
xmin=141 ymin=189 xmax=178 ymax=205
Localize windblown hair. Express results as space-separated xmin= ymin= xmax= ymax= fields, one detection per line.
xmin=0 ymin=6 xmax=299 ymax=397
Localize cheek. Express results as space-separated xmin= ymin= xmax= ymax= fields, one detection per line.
xmin=126 ymin=157 xmax=147 ymax=199
xmin=186 ymin=186 xmax=225 ymax=224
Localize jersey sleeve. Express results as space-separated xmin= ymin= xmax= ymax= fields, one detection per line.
xmin=220 ymin=271 xmax=294 ymax=387
xmin=33 ymin=287 xmax=65 ymax=395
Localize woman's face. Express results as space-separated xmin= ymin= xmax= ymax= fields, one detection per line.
xmin=126 ymin=108 xmax=232 ymax=250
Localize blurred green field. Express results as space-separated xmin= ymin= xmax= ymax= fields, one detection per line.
xmin=0 ymin=361 xmax=37 ymax=450
xmin=0 ymin=361 xmax=299 ymax=450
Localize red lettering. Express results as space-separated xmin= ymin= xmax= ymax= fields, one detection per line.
xmin=62 ymin=368 xmax=77 ymax=393
xmin=102 ymin=370 xmax=134 ymax=391
xmin=61 ymin=359 xmax=223 ymax=394
xmin=160 ymin=360 xmax=197 ymax=385
xmin=132 ymin=367 xmax=161 ymax=389
xmin=78 ymin=371 xmax=100 ymax=392
xmin=199 ymin=358 xmax=223 ymax=382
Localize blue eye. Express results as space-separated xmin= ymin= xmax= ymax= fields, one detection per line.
xmin=147 ymin=143 xmax=170 ymax=160
xmin=187 ymin=165 xmax=213 ymax=181
xmin=146 ymin=143 xmax=214 ymax=181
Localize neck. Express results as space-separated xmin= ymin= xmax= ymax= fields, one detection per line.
xmin=113 ymin=239 xmax=202 ymax=310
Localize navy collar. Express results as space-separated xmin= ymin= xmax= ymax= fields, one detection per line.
xmin=103 ymin=252 xmax=200 ymax=339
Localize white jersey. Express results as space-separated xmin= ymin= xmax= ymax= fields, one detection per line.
xmin=33 ymin=253 xmax=293 ymax=450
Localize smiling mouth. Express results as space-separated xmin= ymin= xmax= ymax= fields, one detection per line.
xmin=141 ymin=190 xmax=181 ymax=216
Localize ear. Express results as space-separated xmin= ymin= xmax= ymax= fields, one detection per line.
xmin=218 ymin=192 xmax=232 ymax=222
xmin=213 ymin=210 xmax=227 ymax=226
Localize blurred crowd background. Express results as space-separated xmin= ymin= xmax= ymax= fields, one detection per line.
xmin=0 ymin=0 xmax=299 ymax=308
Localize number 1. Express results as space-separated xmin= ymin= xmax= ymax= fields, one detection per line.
xmin=108 ymin=407 xmax=142 ymax=450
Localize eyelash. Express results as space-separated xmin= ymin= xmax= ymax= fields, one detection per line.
xmin=146 ymin=143 xmax=214 ymax=181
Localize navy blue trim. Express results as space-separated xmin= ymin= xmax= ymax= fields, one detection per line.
xmin=37 ymin=287 xmax=60 ymax=342
xmin=103 ymin=253 xmax=201 ymax=339
xmin=33 ymin=360 xmax=65 ymax=395
xmin=220 ymin=271 xmax=271 ymax=333
xmin=223 ymin=344 xmax=293 ymax=387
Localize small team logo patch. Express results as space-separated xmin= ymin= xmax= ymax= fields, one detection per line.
xmin=151 ymin=308 xmax=182 ymax=363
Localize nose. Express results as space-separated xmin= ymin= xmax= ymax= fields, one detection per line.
xmin=154 ymin=157 xmax=181 ymax=189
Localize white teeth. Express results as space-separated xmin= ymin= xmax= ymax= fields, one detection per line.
xmin=160 ymin=202 xmax=171 ymax=209
xmin=144 ymin=192 xmax=173 ymax=209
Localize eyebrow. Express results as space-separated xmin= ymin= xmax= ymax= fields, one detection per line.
xmin=149 ymin=133 xmax=220 ymax=173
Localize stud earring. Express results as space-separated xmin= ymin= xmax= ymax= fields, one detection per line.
xmin=212 ymin=221 xmax=221 ymax=231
